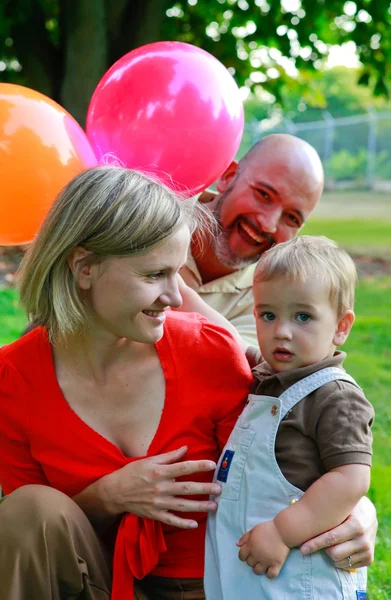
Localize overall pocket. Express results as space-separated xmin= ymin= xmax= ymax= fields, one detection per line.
xmin=336 ymin=567 xmax=367 ymax=600
xmin=216 ymin=427 xmax=255 ymax=501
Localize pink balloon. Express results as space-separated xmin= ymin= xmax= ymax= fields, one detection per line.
xmin=86 ymin=41 xmax=244 ymax=197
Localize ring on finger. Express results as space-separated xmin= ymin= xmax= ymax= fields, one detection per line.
xmin=347 ymin=555 xmax=353 ymax=568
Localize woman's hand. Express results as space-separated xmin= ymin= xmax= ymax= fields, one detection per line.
xmin=300 ymin=497 xmax=377 ymax=569
xmin=96 ymin=446 xmax=221 ymax=529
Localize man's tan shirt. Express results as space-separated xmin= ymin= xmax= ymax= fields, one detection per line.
xmin=180 ymin=255 xmax=257 ymax=347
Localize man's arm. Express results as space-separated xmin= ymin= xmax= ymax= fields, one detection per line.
xmin=176 ymin=276 xmax=248 ymax=353
xmin=300 ymin=496 xmax=377 ymax=568
xmin=229 ymin=313 xmax=259 ymax=348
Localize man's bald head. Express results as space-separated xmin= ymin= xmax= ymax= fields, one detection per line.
xmin=239 ymin=134 xmax=324 ymax=209
xmin=207 ymin=134 xmax=324 ymax=272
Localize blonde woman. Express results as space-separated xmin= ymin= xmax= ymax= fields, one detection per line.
xmin=0 ymin=167 xmax=253 ymax=600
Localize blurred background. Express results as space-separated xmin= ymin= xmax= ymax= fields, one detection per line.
xmin=3 ymin=0 xmax=391 ymax=191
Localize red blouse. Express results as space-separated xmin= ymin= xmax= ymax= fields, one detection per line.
xmin=0 ymin=312 xmax=253 ymax=598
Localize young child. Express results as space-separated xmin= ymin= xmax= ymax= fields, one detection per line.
xmin=203 ymin=235 xmax=374 ymax=600
xmin=177 ymin=235 xmax=373 ymax=599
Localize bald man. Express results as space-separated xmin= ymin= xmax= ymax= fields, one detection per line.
xmin=181 ymin=134 xmax=324 ymax=346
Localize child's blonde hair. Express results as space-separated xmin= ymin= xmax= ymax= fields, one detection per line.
xmin=19 ymin=166 xmax=212 ymax=342
xmin=254 ymin=235 xmax=357 ymax=314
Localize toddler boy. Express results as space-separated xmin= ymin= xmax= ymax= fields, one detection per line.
xmin=204 ymin=236 xmax=374 ymax=599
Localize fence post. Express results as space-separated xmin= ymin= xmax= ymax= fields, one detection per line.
xmin=282 ymin=117 xmax=297 ymax=134
xmin=322 ymin=111 xmax=335 ymax=178
xmin=366 ymin=108 xmax=377 ymax=189
xmin=250 ymin=120 xmax=259 ymax=147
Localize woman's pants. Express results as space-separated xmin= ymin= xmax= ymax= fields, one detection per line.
xmin=0 ymin=485 xmax=205 ymax=600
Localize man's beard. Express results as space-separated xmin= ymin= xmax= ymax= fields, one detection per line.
xmin=211 ymin=193 xmax=273 ymax=271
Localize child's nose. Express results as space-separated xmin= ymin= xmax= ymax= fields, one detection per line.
xmin=275 ymin=321 xmax=292 ymax=340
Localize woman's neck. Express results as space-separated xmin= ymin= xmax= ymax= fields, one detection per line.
xmin=53 ymin=328 xmax=147 ymax=385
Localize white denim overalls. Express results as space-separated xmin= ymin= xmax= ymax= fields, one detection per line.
xmin=205 ymin=367 xmax=367 ymax=600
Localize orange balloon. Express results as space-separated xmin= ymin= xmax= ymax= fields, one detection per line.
xmin=0 ymin=84 xmax=97 ymax=245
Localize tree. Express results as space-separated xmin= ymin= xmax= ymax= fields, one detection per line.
xmin=1 ymin=0 xmax=391 ymax=125
xmin=243 ymin=66 xmax=391 ymax=123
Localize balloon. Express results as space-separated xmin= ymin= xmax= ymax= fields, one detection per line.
xmin=87 ymin=41 xmax=244 ymax=197
xmin=0 ymin=84 xmax=97 ymax=245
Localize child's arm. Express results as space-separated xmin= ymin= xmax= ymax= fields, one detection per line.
xmin=274 ymin=464 xmax=370 ymax=547
xmin=237 ymin=463 xmax=370 ymax=578
xmin=176 ymin=275 xmax=248 ymax=353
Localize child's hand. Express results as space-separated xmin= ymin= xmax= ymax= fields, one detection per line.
xmin=236 ymin=520 xmax=290 ymax=578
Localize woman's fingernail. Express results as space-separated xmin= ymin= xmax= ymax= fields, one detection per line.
xmin=301 ymin=545 xmax=310 ymax=555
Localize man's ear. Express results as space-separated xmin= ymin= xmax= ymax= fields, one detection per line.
xmin=333 ymin=309 xmax=355 ymax=347
xmin=216 ymin=160 xmax=239 ymax=193
xmin=67 ymin=247 xmax=94 ymax=290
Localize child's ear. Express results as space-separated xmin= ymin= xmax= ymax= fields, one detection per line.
xmin=333 ymin=309 xmax=355 ymax=347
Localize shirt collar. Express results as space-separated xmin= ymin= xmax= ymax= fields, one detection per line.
xmin=186 ymin=253 xmax=256 ymax=293
xmin=252 ymin=351 xmax=347 ymax=390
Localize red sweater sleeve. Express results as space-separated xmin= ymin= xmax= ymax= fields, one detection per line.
xmin=0 ymin=358 xmax=49 ymax=494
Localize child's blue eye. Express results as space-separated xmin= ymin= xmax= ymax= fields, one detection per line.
xmin=261 ymin=312 xmax=275 ymax=322
xmin=296 ymin=313 xmax=311 ymax=323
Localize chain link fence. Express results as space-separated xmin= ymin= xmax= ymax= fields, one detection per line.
xmin=242 ymin=110 xmax=391 ymax=192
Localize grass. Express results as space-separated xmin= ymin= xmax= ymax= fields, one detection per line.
xmin=1 ymin=278 xmax=390 ymax=598
xmin=343 ymin=278 xmax=391 ymax=599
xmin=0 ymin=288 xmax=27 ymax=344
xmin=302 ymin=189 xmax=391 ymax=261
xmin=301 ymin=218 xmax=391 ymax=259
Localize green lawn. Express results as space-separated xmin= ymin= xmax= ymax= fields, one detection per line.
xmin=301 ymin=218 xmax=391 ymax=259
xmin=0 ymin=288 xmax=27 ymax=344
xmin=1 ymin=276 xmax=391 ymax=597
xmin=343 ymin=278 xmax=391 ymax=599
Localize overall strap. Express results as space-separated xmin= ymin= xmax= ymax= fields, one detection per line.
xmin=278 ymin=367 xmax=361 ymax=421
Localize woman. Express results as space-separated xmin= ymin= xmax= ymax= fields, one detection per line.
xmin=0 ymin=167 xmax=375 ymax=600
xmin=0 ymin=166 xmax=253 ymax=600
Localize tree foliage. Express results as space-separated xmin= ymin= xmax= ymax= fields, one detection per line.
xmin=1 ymin=0 xmax=390 ymax=125
xmin=243 ymin=66 xmax=391 ymax=124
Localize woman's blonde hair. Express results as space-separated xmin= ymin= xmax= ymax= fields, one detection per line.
xmin=19 ymin=166 xmax=211 ymax=342
xmin=254 ymin=235 xmax=357 ymax=315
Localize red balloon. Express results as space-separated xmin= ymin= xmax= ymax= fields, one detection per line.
xmin=87 ymin=42 xmax=244 ymax=197
xmin=0 ymin=84 xmax=97 ymax=246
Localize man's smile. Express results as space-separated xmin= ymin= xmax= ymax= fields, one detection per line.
xmin=235 ymin=220 xmax=273 ymax=253
xmin=238 ymin=221 xmax=264 ymax=245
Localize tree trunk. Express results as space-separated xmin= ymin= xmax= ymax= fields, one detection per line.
xmin=8 ymin=1 xmax=60 ymax=101
xmin=60 ymin=0 xmax=108 ymax=126
xmin=108 ymin=0 xmax=173 ymax=64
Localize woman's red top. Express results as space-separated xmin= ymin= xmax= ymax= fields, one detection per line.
xmin=0 ymin=312 xmax=253 ymax=598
